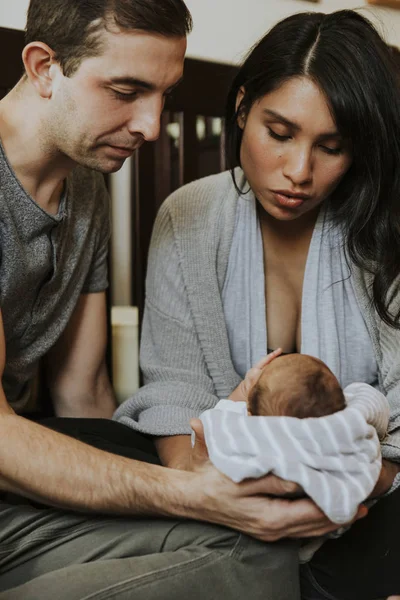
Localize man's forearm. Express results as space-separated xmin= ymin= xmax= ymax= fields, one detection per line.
xmin=0 ymin=412 xmax=195 ymax=517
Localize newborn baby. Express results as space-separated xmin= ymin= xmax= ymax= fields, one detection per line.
xmin=194 ymin=350 xmax=389 ymax=562
xmin=195 ymin=349 xmax=389 ymax=527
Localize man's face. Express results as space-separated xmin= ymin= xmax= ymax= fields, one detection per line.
xmin=46 ymin=27 xmax=186 ymax=173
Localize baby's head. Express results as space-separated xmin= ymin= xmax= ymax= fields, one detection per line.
xmin=248 ymin=354 xmax=345 ymax=418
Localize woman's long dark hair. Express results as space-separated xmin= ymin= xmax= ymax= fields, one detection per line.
xmin=225 ymin=10 xmax=400 ymax=328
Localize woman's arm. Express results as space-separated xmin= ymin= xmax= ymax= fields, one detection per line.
xmin=114 ymin=199 xmax=236 ymax=469
xmin=371 ymin=459 xmax=400 ymax=497
xmin=155 ymin=435 xmax=193 ymax=469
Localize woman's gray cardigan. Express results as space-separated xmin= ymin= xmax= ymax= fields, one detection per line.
xmin=114 ymin=170 xmax=400 ymax=464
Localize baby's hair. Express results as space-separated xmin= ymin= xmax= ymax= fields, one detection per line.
xmin=249 ymin=355 xmax=346 ymax=418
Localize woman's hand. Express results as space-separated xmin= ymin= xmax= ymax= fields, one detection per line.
xmin=189 ymin=417 xmax=210 ymax=469
xmin=370 ymin=459 xmax=400 ymax=497
xmin=229 ymin=349 xmax=282 ymax=402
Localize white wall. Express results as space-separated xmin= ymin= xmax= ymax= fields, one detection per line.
xmin=2 ymin=0 xmax=400 ymax=65
xmin=184 ymin=0 xmax=400 ymax=64
xmin=0 ymin=0 xmax=28 ymax=31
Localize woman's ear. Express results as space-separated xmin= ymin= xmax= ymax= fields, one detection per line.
xmin=22 ymin=42 xmax=59 ymax=99
xmin=235 ymin=86 xmax=246 ymax=129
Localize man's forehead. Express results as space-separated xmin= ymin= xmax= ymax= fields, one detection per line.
xmin=86 ymin=29 xmax=186 ymax=88
xmin=98 ymin=26 xmax=186 ymax=59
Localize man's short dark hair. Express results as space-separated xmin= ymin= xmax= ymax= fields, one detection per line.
xmin=25 ymin=0 xmax=193 ymax=76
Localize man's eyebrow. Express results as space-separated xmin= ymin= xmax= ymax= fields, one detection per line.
xmin=109 ymin=77 xmax=155 ymax=90
xmin=108 ymin=76 xmax=184 ymax=93
xmin=263 ymin=108 xmax=341 ymax=139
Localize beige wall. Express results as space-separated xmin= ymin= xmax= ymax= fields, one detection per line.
xmin=2 ymin=0 xmax=400 ymax=65
xmin=184 ymin=0 xmax=400 ymax=64
xmin=0 ymin=0 xmax=28 ymax=31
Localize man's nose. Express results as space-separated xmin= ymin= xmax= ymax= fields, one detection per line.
xmin=127 ymin=98 xmax=162 ymax=142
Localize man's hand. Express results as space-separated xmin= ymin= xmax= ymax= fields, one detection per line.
xmin=189 ymin=415 xmax=303 ymax=495
xmin=185 ymin=461 xmax=368 ymax=542
xmin=186 ymin=417 xmax=368 ymax=541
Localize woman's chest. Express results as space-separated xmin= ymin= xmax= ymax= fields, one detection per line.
xmin=264 ymin=254 xmax=306 ymax=352
xmin=262 ymin=227 xmax=311 ymax=353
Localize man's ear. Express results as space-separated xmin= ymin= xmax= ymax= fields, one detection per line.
xmin=235 ymin=86 xmax=246 ymax=129
xmin=22 ymin=42 xmax=59 ymax=99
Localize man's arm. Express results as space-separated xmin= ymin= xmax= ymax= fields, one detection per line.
xmin=0 ymin=308 xmax=179 ymax=514
xmin=0 ymin=308 xmax=368 ymax=540
xmin=45 ymin=292 xmax=116 ymax=418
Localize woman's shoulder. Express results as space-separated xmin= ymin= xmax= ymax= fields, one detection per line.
xmin=161 ymin=168 xmax=244 ymax=220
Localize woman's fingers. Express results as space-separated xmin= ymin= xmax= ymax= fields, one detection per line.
xmin=251 ymin=348 xmax=283 ymax=371
xmin=243 ymin=349 xmax=284 ymax=393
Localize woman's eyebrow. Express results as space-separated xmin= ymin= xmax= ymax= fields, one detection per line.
xmin=262 ymin=108 xmax=341 ymax=139
xmin=262 ymin=109 xmax=300 ymax=130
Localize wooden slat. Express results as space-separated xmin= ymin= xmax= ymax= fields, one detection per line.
xmin=366 ymin=0 xmax=400 ymax=8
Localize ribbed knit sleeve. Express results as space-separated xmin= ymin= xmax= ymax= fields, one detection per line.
xmin=352 ymin=268 xmax=400 ymax=469
xmin=114 ymin=173 xmax=240 ymax=435
xmin=375 ymin=316 xmax=400 ymax=465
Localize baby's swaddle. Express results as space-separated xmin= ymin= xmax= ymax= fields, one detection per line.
xmin=197 ymin=383 xmax=389 ymax=525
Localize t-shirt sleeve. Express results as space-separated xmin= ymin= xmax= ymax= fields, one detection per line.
xmin=81 ymin=174 xmax=111 ymax=294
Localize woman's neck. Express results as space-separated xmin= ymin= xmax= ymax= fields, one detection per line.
xmin=257 ymin=202 xmax=320 ymax=246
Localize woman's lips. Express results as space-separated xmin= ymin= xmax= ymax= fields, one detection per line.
xmin=271 ymin=191 xmax=308 ymax=209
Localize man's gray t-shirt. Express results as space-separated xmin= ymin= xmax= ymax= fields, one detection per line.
xmin=0 ymin=142 xmax=110 ymax=409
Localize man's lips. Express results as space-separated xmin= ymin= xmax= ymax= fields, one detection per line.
xmin=106 ymin=145 xmax=138 ymax=157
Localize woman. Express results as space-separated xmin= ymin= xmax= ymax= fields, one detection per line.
xmin=115 ymin=10 xmax=400 ymax=599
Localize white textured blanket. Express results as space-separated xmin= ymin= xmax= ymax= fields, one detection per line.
xmin=198 ymin=383 xmax=389 ymax=524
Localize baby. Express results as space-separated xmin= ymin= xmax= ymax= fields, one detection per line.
xmin=193 ymin=350 xmax=389 ymax=562
xmin=231 ymin=349 xmax=346 ymax=419
xmin=194 ymin=349 xmax=389 ymax=530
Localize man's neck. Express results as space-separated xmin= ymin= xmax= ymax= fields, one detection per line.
xmin=0 ymin=83 xmax=75 ymax=215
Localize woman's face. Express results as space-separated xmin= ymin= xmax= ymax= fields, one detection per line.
xmin=238 ymin=76 xmax=353 ymax=221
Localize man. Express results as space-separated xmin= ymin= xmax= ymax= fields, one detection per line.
xmin=0 ymin=1 xmax=351 ymax=598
